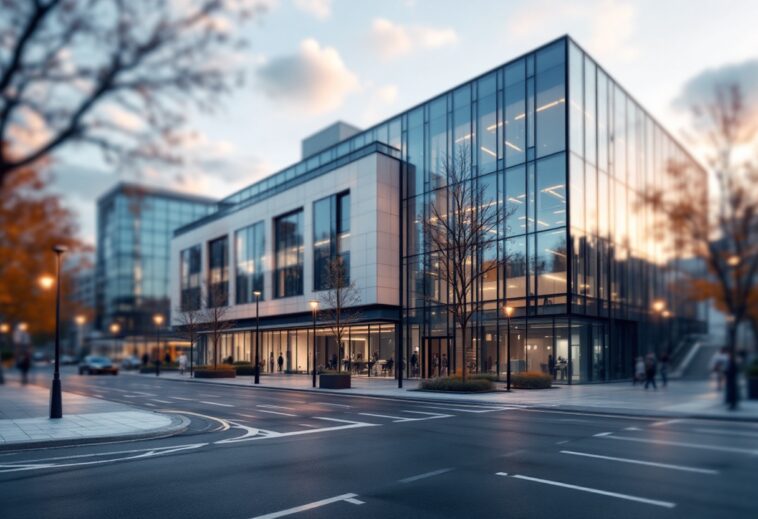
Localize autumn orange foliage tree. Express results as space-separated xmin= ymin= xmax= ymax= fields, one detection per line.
xmin=0 ymin=163 xmax=88 ymax=342
xmin=647 ymin=85 xmax=758 ymax=409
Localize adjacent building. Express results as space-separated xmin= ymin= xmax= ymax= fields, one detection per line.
xmin=170 ymin=36 xmax=707 ymax=383
xmin=96 ymin=183 xmax=217 ymax=351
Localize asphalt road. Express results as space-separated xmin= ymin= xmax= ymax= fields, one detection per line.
xmin=1 ymin=368 xmax=757 ymax=519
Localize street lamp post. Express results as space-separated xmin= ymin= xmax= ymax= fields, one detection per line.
xmin=109 ymin=322 xmax=121 ymax=361
xmin=253 ymin=290 xmax=261 ymax=384
xmin=153 ymin=314 xmax=164 ymax=376
xmin=503 ymin=305 xmax=514 ymax=392
xmin=652 ymin=299 xmax=666 ymax=356
xmin=50 ymin=244 xmax=67 ymax=419
xmin=310 ymin=300 xmax=319 ymax=388
xmin=0 ymin=322 xmax=8 ymax=385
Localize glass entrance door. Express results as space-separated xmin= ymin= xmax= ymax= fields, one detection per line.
xmin=422 ymin=337 xmax=450 ymax=378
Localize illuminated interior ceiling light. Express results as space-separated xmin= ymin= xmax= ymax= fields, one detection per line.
xmin=504 ymin=140 xmax=523 ymax=152
xmin=553 ymin=209 xmax=566 ymax=214
xmin=537 ymin=220 xmax=550 ymax=227
xmin=541 ymin=273 xmax=566 ymax=282
xmin=454 ymin=133 xmax=473 ymax=143
xmin=480 ymin=146 xmax=497 ymax=157
xmin=486 ymin=122 xmax=504 ymax=132
xmin=536 ymin=98 xmax=565 ymax=112
xmin=508 ymin=197 xmax=523 ymax=204
xmin=514 ymin=113 xmax=526 ymax=120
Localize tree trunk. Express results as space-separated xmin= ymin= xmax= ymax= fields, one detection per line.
xmin=461 ymin=322 xmax=467 ymax=383
xmin=725 ymin=321 xmax=740 ymax=410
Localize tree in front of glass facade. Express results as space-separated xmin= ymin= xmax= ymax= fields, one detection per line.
xmin=423 ymin=145 xmax=513 ymax=383
xmin=318 ymin=257 xmax=361 ymax=373
xmin=647 ymin=85 xmax=758 ymax=410
xmin=0 ymin=0 xmax=267 ymax=188
xmin=173 ymin=304 xmax=204 ymax=376
xmin=202 ymin=283 xmax=235 ymax=369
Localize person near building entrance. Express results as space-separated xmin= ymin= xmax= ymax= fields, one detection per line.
xmin=277 ymin=353 xmax=284 ymax=372
xmin=269 ymin=352 xmax=274 ymax=373
xmin=634 ymin=356 xmax=645 ymax=385
xmin=178 ymin=353 xmax=188 ymax=375
xmin=141 ymin=352 xmax=149 ymax=368
xmin=644 ymin=353 xmax=657 ymax=390
xmin=410 ymin=351 xmax=418 ymax=377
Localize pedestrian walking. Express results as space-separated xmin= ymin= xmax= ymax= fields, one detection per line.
xmin=141 ymin=352 xmax=149 ymax=368
xmin=178 ymin=353 xmax=188 ymax=375
xmin=644 ymin=353 xmax=657 ymax=390
xmin=410 ymin=352 xmax=418 ymax=378
xmin=269 ymin=352 xmax=274 ymax=373
xmin=710 ymin=347 xmax=729 ymax=390
xmin=634 ymin=356 xmax=645 ymax=386
xmin=659 ymin=352 xmax=670 ymax=387
xmin=18 ymin=351 xmax=31 ymax=385
xmin=277 ymin=353 xmax=284 ymax=372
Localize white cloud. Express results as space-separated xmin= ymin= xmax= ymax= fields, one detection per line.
xmin=293 ymin=0 xmax=331 ymax=20
xmin=255 ymin=38 xmax=359 ymax=114
xmin=370 ymin=18 xmax=459 ymax=61
xmin=674 ymin=59 xmax=758 ymax=115
xmin=360 ymin=83 xmax=400 ymax=124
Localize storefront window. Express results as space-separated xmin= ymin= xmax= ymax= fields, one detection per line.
xmin=235 ymin=221 xmax=264 ymax=304
xmin=208 ymin=236 xmax=228 ymax=307
xmin=274 ymin=209 xmax=304 ymax=298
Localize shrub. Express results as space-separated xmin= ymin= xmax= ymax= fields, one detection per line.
xmin=419 ymin=376 xmax=494 ymax=392
xmin=194 ymin=367 xmax=236 ymax=379
xmin=511 ymin=371 xmax=552 ymax=389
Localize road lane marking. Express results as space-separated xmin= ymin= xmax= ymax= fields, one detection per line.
xmin=651 ymin=419 xmax=682 ymax=427
xmin=693 ymin=428 xmax=758 ymax=439
xmin=600 ymin=434 xmax=758 ymax=455
xmin=402 ymin=410 xmax=455 ymax=417
xmin=257 ymin=404 xmax=295 ymax=411
xmin=560 ymin=450 xmax=718 ymax=474
xmin=200 ymin=401 xmax=233 ymax=408
xmin=152 ymin=399 xmax=173 ymax=404
xmin=501 ymin=473 xmax=676 ymax=509
xmin=421 ymin=405 xmax=519 ymax=414
xmin=624 ymin=427 xmax=642 ymax=431
xmin=237 ymin=413 xmax=258 ymax=419
xmin=298 ymin=423 xmax=319 ymax=428
xmin=399 ymin=468 xmax=453 ymax=483
xmin=316 ymin=402 xmax=351 ymax=408
xmin=314 ymin=417 xmax=374 ymax=425
xmin=171 ymin=397 xmax=195 ymax=401
xmin=249 ymin=493 xmax=363 ymax=519
xmin=593 ymin=432 xmax=612 ymax=437
xmin=257 ymin=409 xmax=297 ymax=417
xmin=143 ymin=402 xmax=156 ymax=407
xmin=163 ymin=410 xmax=231 ymax=431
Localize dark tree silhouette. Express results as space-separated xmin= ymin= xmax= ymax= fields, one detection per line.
xmin=318 ymin=257 xmax=362 ymax=372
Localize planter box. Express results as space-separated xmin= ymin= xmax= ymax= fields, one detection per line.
xmin=319 ymin=373 xmax=351 ymax=389
xmin=234 ymin=366 xmax=258 ymax=376
xmin=194 ymin=369 xmax=236 ymax=379
xmin=748 ymin=377 xmax=758 ymax=400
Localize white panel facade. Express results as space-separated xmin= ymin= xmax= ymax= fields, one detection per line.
xmin=170 ymin=153 xmax=400 ymax=326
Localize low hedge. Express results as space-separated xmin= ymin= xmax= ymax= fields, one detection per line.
xmin=419 ymin=376 xmax=494 ymax=392
xmin=512 ymin=371 xmax=552 ymax=389
xmin=194 ymin=368 xmax=236 ymax=379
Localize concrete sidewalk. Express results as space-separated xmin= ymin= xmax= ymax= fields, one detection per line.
xmin=134 ymin=370 xmax=758 ymax=421
xmin=0 ymin=382 xmax=187 ymax=450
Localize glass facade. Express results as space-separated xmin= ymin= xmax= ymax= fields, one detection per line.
xmin=208 ymin=236 xmax=229 ymax=307
xmin=176 ymin=36 xmax=706 ymax=383
xmin=96 ymin=184 xmax=215 ymax=334
xmin=180 ymin=245 xmax=202 ymax=311
xmin=274 ymin=209 xmax=304 ymax=298
xmin=313 ymin=191 xmax=351 ymax=290
xmin=235 ymin=221 xmax=265 ymax=303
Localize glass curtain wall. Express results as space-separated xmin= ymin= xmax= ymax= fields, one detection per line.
xmin=180 ymin=245 xmax=201 ymax=311
xmin=274 ymin=209 xmax=304 ymax=298
xmin=313 ymin=191 xmax=351 ymax=290
xmin=235 ymin=221 xmax=265 ymax=303
xmin=208 ymin=236 xmax=229 ymax=307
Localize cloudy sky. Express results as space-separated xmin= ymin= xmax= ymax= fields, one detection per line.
xmin=54 ymin=0 xmax=758 ymax=243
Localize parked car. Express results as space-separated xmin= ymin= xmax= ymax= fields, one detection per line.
xmin=78 ymin=356 xmax=118 ymax=375
xmin=61 ymin=354 xmax=77 ymax=365
xmin=121 ymin=355 xmax=142 ymax=370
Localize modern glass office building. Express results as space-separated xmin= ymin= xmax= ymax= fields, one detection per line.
xmin=171 ymin=36 xmax=706 ymax=383
xmin=96 ymin=183 xmax=217 ymax=338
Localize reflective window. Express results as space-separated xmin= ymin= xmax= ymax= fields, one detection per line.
xmin=536 ymin=44 xmax=566 ymax=158
xmin=504 ymin=165 xmax=526 ymax=236
xmin=584 ymin=57 xmax=597 ymax=164
xmin=597 ymin=70 xmax=609 ymax=172
xmin=180 ymin=245 xmax=201 ymax=311
xmin=504 ymin=60 xmax=526 ymax=167
xmin=504 ymin=235 xmax=527 ymax=299
xmin=235 ymin=221 xmax=264 ymax=304
xmin=274 ymin=209 xmax=304 ymax=298
xmin=314 ymin=192 xmax=351 ymax=291
xmin=208 ymin=235 xmax=229 ymax=307
xmin=535 ymin=229 xmax=567 ymax=296
xmin=478 ymin=92 xmax=498 ymax=173
xmin=569 ymin=43 xmax=584 ymax=156
xmin=536 ymin=153 xmax=566 ymax=230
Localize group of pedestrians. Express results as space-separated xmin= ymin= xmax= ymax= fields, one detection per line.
xmin=633 ymin=352 xmax=670 ymax=390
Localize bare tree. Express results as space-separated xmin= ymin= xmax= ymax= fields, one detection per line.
xmin=0 ymin=0 xmax=268 ymax=187
xmin=646 ymin=85 xmax=758 ymax=409
xmin=202 ymin=282 xmax=234 ymax=369
xmin=172 ymin=303 xmax=203 ymax=376
xmin=423 ymin=145 xmax=514 ymax=382
xmin=318 ymin=257 xmax=362 ymax=372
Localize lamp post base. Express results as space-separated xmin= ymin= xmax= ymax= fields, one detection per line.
xmin=50 ymin=378 xmax=62 ymax=419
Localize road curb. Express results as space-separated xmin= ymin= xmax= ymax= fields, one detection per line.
xmin=0 ymin=413 xmax=190 ymax=453
xmin=136 ymin=374 xmax=758 ymax=423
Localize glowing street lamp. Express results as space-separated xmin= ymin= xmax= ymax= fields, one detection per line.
xmin=727 ymin=255 xmax=740 ymax=267
xmin=38 ymin=275 xmax=55 ymax=290
xmin=253 ymin=290 xmax=262 ymax=384
xmin=652 ymin=299 xmax=666 ymax=314
xmin=153 ymin=313 xmax=164 ymax=376
xmin=309 ymin=300 xmax=319 ymax=388
xmin=503 ymin=305 xmax=515 ymax=391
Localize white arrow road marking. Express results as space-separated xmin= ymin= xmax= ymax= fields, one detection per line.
xmin=162 ymin=410 xmax=232 ymax=431
xmin=217 ymin=417 xmax=379 ymax=443
xmin=250 ymin=493 xmax=363 ymax=519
